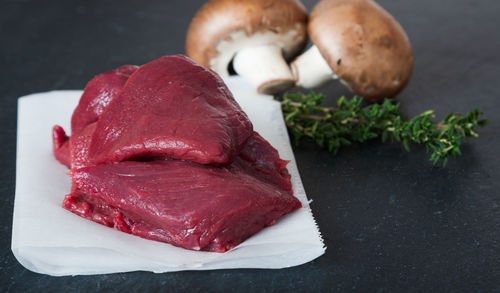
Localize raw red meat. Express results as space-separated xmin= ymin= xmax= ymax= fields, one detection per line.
xmin=71 ymin=65 xmax=138 ymax=134
xmin=70 ymin=123 xmax=97 ymax=170
xmin=235 ymin=132 xmax=293 ymax=194
xmin=52 ymin=125 xmax=71 ymax=168
xmin=88 ymin=55 xmax=253 ymax=165
xmin=53 ymin=55 xmax=300 ymax=253
xmin=64 ymin=161 xmax=301 ymax=252
xmin=52 ymin=65 xmax=137 ymax=167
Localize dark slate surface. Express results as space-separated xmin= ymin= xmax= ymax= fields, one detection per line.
xmin=1 ymin=0 xmax=499 ymax=291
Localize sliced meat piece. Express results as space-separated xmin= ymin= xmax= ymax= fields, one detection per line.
xmin=71 ymin=65 xmax=138 ymax=134
xmin=64 ymin=160 xmax=301 ymax=252
xmin=234 ymin=132 xmax=292 ymax=194
xmin=52 ymin=125 xmax=71 ymax=168
xmin=52 ymin=55 xmax=300 ymax=253
xmin=88 ymin=55 xmax=253 ymax=165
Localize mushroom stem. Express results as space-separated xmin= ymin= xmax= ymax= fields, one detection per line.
xmin=233 ymin=44 xmax=295 ymax=94
xmin=291 ymin=45 xmax=337 ymax=88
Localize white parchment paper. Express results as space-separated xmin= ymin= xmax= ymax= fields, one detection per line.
xmin=11 ymin=76 xmax=325 ymax=276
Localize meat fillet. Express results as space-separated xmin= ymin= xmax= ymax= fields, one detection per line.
xmin=88 ymin=56 xmax=253 ymax=165
xmin=53 ymin=55 xmax=300 ymax=253
xmin=64 ymin=161 xmax=301 ymax=252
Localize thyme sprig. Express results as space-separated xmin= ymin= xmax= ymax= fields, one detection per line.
xmin=281 ymin=92 xmax=489 ymax=166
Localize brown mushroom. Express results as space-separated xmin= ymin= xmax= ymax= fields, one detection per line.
xmin=186 ymin=0 xmax=308 ymax=94
xmin=291 ymin=0 xmax=414 ymax=101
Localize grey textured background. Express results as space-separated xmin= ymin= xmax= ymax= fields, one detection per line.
xmin=1 ymin=0 xmax=499 ymax=291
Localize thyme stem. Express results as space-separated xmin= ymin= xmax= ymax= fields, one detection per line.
xmin=280 ymin=92 xmax=489 ymax=166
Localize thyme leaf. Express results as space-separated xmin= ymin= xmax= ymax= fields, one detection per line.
xmin=280 ymin=92 xmax=489 ymax=166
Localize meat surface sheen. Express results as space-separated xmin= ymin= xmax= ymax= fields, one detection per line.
xmin=64 ymin=161 xmax=301 ymax=252
xmin=70 ymin=122 xmax=97 ymax=170
xmin=52 ymin=65 xmax=137 ymax=167
xmin=71 ymin=65 xmax=138 ymax=134
xmin=88 ymin=55 xmax=253 ymax=165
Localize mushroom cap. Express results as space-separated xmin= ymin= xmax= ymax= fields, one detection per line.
xmin=186 ymin=0 xmax=308 ymax=76
xmin=309 ymin=0 xmax=414 ymax=101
